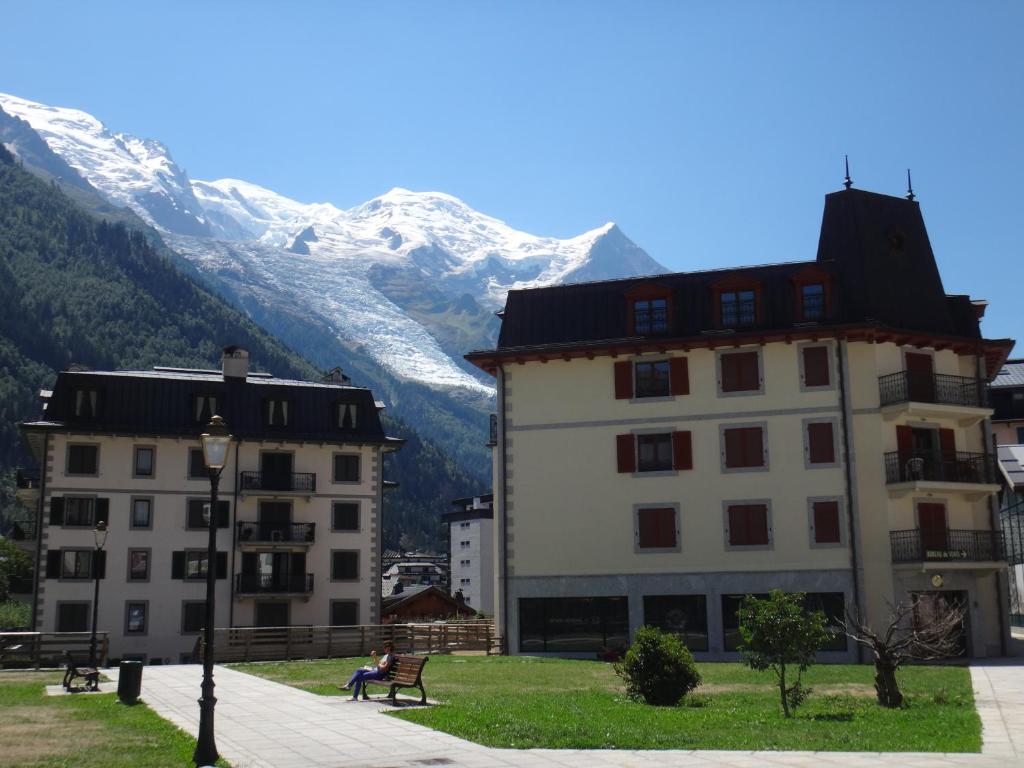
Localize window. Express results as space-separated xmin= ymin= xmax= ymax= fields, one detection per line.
xmin=635 ymin=506 xmax=679 ymax=550
xmin=131 ymin=497 xmax=152 ymax=529
xmin=133 ymin=446 xmax=155 ymax=478
xmin=614 ymin=358 xmax=689 ymax=399
xmin=336 ymin=402 xmax=359 ymax=430
xmin=459 ymin=522 xmax=471 ymax=530
xmin=720 ymin=289 xmax=757 ymax=327
xmin=722 ymin=425 xmax=766 ymax=470
xmin=188 ymin=448 xmax=207 ymax=480
xmin=333 ymin=454 xmax=360 ymax=483
xmin=633 ymin=298 xmax=668 ymax=334
xmin=172 ymin=550 xmax=227 ymax=580
xmin=127 ymin=549 xmax=150 ymax=581
xmin=460 ymin=559 xmax=471 ymax=567
xmin=637 ymin=433 xmax=673 ymax=472
xmin=185 ymin=551 xmax=211 ymax=580
xmin=57 ymin=602 xmax=90 ymax=632
xmin=265 ymin=398 xmax=289 ymax=427
xmin=718 ymin=350 xmax=761 ymax=394
xmin=73 ymin=388 xmax=101 ymax=419
xmin=461 ymin=578 xmax=471 ymax=586
xmin=125 ymin=602 xmax=147 ymax=635
xmin=810 ymin=499 xmax=842 ymax=545
xmin=62 ymin=550 xmax=95 ymax=580
xmin=182 ymin=601 xmax=206 ymax=634
xmin=800 ymin=344 xmax=831 ymax=388
xmin=331 ymin=550 xmax=359 ymax=581
xmin=194 ymin=394 xmax=218 ymax=424
xmin=725 ymin=502 xmax=771 ymax=547
xmin=616 ymin=431 xmax=692 ymax=473
xmin=64 ymin=497 xmax=96 ymax=527
xmin=805 ymin=420 xmax=837 ymax=466
xmin=800 ymin=283 xmax=825 ymax=320
xmin=634 ymin=361 xmax=670 ymax=398
xmin=1017 ymin=426 xmax=1024 ymax=443
xmin=519 ymin=597 xmax=629 ymax=653
xmin=332 ymin=502 xmax=359 ymax=531
xmin=66 ymin=444 xmax=98 ymax=475
xmin=721 ymin=593 xmax=769 ymax=651
xmin=330 ymin=600 xmax=359 ymax=626
xmin=460 ymin=540 xmax=471 ymax=549
xmin=643 ymin=595 xmax=709 ymax=651
xmin=803 ymin=592 xmax=847 ymax=651
xmin=186 ymin=499 xmax=229 ymax=529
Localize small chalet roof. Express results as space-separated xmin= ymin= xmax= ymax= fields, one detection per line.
xmin=997 ymin=445 xmax=1024 ymax=490
xmin=381 ymin=584 xmax=471 ymax=615
xmin=992 ymin=360 xmax=1024 ymax=389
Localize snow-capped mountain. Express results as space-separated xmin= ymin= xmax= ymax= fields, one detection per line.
xmin=0 ymin=93 xmax=667 ymax=395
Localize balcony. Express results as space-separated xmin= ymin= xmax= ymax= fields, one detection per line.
xmin=236 ymin=521 xmax=315 ymax=546
xmin=890 ymin=528 xmax=1005 ymax=567
xmin=238 ymin=472 xmax=316 ymax=496
xmin=884 ymin=451 xmax=1000 ymax=499
xmin=15 ymin=470 xmax=40 ymax=507
xmin=878 ymin=371 xmax=991 ymax=426
xmin=235 ymin=572 xmax=314 ymax=596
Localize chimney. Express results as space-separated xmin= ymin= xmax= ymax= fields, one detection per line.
xmin=222 ymin=346 xmax=249 ymax=380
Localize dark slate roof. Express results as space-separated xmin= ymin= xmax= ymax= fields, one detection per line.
xmin=992 ymin=360 xmax=1024 ymax=389
xmin=381 ymin=584 xmax=472 ymax=614
xmin=997 ymin=445 xmax=1024 ymax=490
xmin=478 ymin=188 xmax=992 ymax=354
xmin=21 ymin=368 xmax=399 ymax=446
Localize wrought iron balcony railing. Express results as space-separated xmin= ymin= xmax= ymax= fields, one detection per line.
xmin=235 ymin=573 xmax=314 ymax=594
xmin=890 ymin=528 xmax=1004 ymax=563
xmin=236 ymin=521 xmax=315 ymax=544
xmin=878 ymin=371 xmax=987 ymax=408
xmin=239 ymin=471 xmax=316 ymax=493
xmin=884 ymin=451 xmax=996 ymax=485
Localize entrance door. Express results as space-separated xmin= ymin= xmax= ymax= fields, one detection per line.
xmin=258 ymin=501 xmax=292 ymax=541
xmin=913 ymin=590 xmax=968 ymax=657
xmin=254 ymin=602 xmax=289 ymax=628
xmin=906 ymin=352 xmax=935 ymax=402
xmin=261 ymin=452 xmax=293 ymax=491
xmin=918 ymin=502 xmax=949 ymax=554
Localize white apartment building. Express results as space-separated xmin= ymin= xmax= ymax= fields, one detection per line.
xmin=443 ymin=494 xmax=494 ymax=614
xmin=19 ymin=347 xmax=401 ymax=663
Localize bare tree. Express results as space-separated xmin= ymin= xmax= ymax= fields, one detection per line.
xmin=846 ymin=594 xmax=967 ymax=708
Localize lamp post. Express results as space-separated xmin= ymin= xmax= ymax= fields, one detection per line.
xmin=194 ymin=415 xmax=232 ymax=768
xmin=88 ymin=520 xmax=108 ymax=668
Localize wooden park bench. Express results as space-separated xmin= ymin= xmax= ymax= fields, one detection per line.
xmin=364 ymin=654 xmax=429 ymax=705
xmin=62 ymin=650 xmax=99 ymax=692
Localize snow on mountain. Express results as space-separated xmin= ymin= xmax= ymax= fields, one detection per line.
xmin=0 ymin=93 xmax=668 ymax=396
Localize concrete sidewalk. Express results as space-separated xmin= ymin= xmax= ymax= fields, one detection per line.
xmin=122 ymin=662 xmax=1024 ymax=768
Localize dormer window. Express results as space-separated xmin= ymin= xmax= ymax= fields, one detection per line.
xmin=73 ymin=388 xmax=101 ymax=419
xmin=336 ymin=402 xmax=359 ymax=430
xmin=265 ymin=398 xmax=289 ymax=427
xmin=194 ymin=394 xmax=218 ymax=424
xmin=791 ymin=266 xmax=832 ymax=322
xmin=626 ymin=285 xmax=673 ymax=336
xmin=720 ymin=289 xmax=756 ymax=327
xmin=800 ymin=283 xmax=825 ymax=320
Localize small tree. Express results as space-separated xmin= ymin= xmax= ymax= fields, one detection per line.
xmin=737 ymin=590 xmax=828 ymax=717
xmin=846 ymin=594 xmax=967 ymax=708
xmin=0 ymin=539 xmax=32 ymax=603
xmin=615 ymin=625 xmax=701 ymax=706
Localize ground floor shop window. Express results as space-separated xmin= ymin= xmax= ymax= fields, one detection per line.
xmin=519 ymin=596 xmax=629 ymax=653
xmin=643 ymin=594 xmax=708 ymax=651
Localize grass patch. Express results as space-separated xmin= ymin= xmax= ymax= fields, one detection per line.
xmin=0 ymin=671 xmax=230 ymax=767
xmin=234 ymin=655 xmax=980 ymax=752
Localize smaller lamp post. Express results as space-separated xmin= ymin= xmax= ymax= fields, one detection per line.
xmin=193 ymin=415 xmax=232 ymax=768
xmin=88 ymin=520 xmax=108 ymax=668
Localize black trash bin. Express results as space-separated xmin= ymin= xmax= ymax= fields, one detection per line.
xmin=118 ymin=660 xmax=143 ymax=704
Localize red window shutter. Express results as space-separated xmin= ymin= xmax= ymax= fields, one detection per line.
xmin=748 ymin=504 xmax=769 ymax=544
xmin=918 ymin=503 xmax=948 ymax=551
xmin=724 ymin=428 xmax=742 ymax=468
xmin=813 ymin=501 xmax=841 ymax=543
xmin=722 ymin=351 xmax=759 ymax=392
xmin=938 ymin=428 xmax=956 ymax=458
xmin=672 ymin=431 xmax=693 ymax=470
xmin=616 ymin=434 xmax=636 ymax=473
xmin=720 ymin=354 xmax=738 ymax=392
xmin=802 ymin=346 xmax=830 ymax=387
xmin=669 ymin=357 xmax=690 ymax=395
xmin=807 ymin=422 xmax=835 ymax=464
xmin=659 ymin=508 xmax=677 ymax=547
xmin=743 ymin=427 xmax=764 ymax=466
xmin=614 ymin=361 xmax=633 ymax=399
xmin=638 ymin=507 xmax=676 ymax=548
xmin=728 ymin=505 xmax=748 ymax=546
xmin=896 ymin=425 xmax=913 ymax=464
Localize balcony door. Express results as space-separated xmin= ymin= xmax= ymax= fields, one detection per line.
xmin=242 ymin=551 xmax=305 ymax=591
xmin=905 ymin=352 xmax=935 ymax=402
xmin=917 ymin=502 xmax=949 ymax=553
xmin=258 ymin=501 xmax=291 ymax=541
xmin=261 ymin=452 xmax=293 ymax=491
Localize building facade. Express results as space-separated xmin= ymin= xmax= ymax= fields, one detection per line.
xmin=443 ymin=494 xmax=495 ymax=614
xmin=19 ymin=348 xmax=401 ymax=662
xmin=468 ymin=186 xmax=1014 ymax=660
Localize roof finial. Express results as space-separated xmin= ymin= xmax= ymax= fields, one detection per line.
xmin=906 ymin=168 xmax=916 ymax=201
xmin=843 ymin=155 xmax=852 ymax=190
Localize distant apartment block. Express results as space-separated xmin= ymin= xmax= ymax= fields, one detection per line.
xmin=18 ymin=347 xmax=401 ymax=662
xmin=442 ymin=493 xmax=494 ymax=614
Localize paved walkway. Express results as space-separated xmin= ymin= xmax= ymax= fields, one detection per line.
xmin=121 ymin=662 xmax=1024 ymax=768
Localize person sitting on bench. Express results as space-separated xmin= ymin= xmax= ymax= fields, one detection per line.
xmin=339 ymin=641 xmax=395 ymax=700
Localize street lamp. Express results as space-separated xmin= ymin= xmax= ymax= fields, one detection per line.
xmin=88 ymin=520 xmax=108 ymax=668
xmin=194 ymin=415 xmax=232 ymax=768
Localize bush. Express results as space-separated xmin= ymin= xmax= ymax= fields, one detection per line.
xmin=615 ymin=626 xmax=701 ymax=706
xmin=0 ymin=600 xmax=30 ymax=630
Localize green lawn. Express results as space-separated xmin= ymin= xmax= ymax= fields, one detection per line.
xmin=0 ymin=672 xmax=230 ymax=767
xmin=234 ymin=655 xmax=981 ymax=752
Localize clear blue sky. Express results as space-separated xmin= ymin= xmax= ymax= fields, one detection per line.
xmin=2 ymin=1 xmax=1021 ymax=343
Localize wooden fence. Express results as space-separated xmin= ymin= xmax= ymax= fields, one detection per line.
xmin=194 ymin=621 xmax=497 ymax=663
xmin=0 ymin=632 xmax=109 ymax=668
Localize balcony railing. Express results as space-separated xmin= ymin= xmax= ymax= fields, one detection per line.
xmin=239 ymin=472 xmax=316 ymax=493
xmin=884 ymin=451 xmax=996 ymax=485
xmin=235 ymin=573 xmax=314 ymax=594
xmin=236 ymin=521 xmax=315 ymax=544
xmin=890 ymin=528 xmax=1004 ymax=563
xmin=878 ymin=371 xmax=987 ymax=408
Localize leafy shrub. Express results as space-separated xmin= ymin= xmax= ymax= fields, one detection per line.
xmin=0 ymin=600 xmax=30 ymax=630
xmin=615 ymin=626 xmax=701 ymax=706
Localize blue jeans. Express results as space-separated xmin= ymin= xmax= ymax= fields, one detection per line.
xmin=346 ymin=667 xmax=385 ymax=697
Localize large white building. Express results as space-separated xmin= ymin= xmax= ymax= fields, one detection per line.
xmin=443 ymin=493 xmax=494 ymax=614
xmin=19 ymin=347 xmax=401 ymax=663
